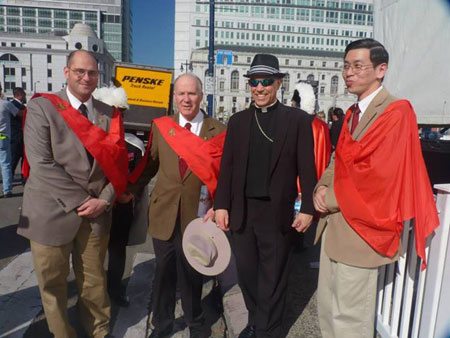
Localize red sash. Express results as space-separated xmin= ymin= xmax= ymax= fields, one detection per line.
xmin=21 ymin=107 xmax=30 ymax=178
xmin=129 ymin=116 xmax=225 ymax=197
xmin=23 ymin=94 xmax=128 ymax=196
xmin=297 ymin=117 xmax=331 ymax=193
xmin=334 ymin=100 xmax=439 ymax=269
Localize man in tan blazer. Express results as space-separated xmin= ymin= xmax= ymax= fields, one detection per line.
xmin=17 ymin=50 xmax=120 ymax=338
xmin=127 ymin=73 xmax=226 ymax=338
xmin=313 ymin=39 xmax=400 ymax=338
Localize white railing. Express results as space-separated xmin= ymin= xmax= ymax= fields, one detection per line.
xmin=376 ymin=184 xmax=450 ymax=338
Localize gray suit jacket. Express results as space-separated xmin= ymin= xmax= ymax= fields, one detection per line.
xmin=17 ymin=90 xmax=116 ymax=246
xmin=315 ymin=87 xmax=400 ymax=268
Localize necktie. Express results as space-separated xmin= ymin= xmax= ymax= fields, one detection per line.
xmin=78 ymin=103 xmax=94 ymax=165
xmin=350 ymin=103 xmax=361 ymax=134
xmin=79 ymin=103 xmax=88 ymax=119
xmin=179 ymin=122 xmax=192 ymax=178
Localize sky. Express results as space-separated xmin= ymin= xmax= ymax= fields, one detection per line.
xmin=132 ymin=0 xmax=175 ymax=68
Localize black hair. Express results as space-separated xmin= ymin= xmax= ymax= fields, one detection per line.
xmin=344 ymin=38 xmax=389 ymax=67
xmin=13 ymin=87 xmax=25 ymax=96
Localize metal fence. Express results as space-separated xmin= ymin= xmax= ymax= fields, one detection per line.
xmin=376 ymin=184 xmax=450 ymax=338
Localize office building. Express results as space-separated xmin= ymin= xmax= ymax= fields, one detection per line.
xmin=0 ymin=0 xmax=132 ymax=62
xmin=175 ymin=0 xmax=374 ymax=118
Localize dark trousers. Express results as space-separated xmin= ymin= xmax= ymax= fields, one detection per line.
xmin=231 ymin=198 xmax=294 ymax=338
xmin=107 ymin=201 xmax=133 ymax=294
xmin=151 ymin=220 xmax=204 ymax=331
xmin=10 ymin=136 xmax=23 ymax=176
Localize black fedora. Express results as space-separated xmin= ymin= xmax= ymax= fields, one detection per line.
xmin=244 ymin=54 xmax=286 ymax=78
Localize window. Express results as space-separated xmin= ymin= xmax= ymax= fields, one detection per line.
xmin=320 ymin=86 xmax=325 ymax=94
xmin=247 ymin=56 xmax=251 ymax=63
xmin=22 ymin=67 xmax=26 ymax=76
xmin=231 ymin=70 xmax=239 ymax=91
xmin=310 ymin=60 xmax=314 ymax=67
xmin=220 ymin=69 xmax=224 ymax=75
xmin=48 ymin=83 xmax=53 ymax=92
xmin=219 ymin=96 xmax=224 ymax=102
xmin=297 ymin=60 xmax=302 ymax=66
xmin=48 ymin=69 xmax=52 ymax=77
xmin=22 ymin=82 xmax=27 ymax=90
xmin=330 ymin=76 xmax=338 ymax=95
xmin=47 ymin=55 xmax=52 ymax=63
xmin=321 ymin=74 xmax=325 ymax=80
xmin=4 ymin=67 xmax=15 ymax=76
xmin=322 ymin=61 xmax=326 ymax=67
xmin=219 ymin=81 xmax=225 ymax=91
xmin=282 ymin=74 xmax=290 ymax=92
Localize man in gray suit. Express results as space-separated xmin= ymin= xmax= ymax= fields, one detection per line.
xmin=313 ymin=39 xmax=438 ymax=338
xmin=17 ymin=50 xmax=121 ymax=338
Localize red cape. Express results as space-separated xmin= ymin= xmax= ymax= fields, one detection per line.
xmin=334 ymin=100 xmax=439 ymax=269
xmin=23 ymin=94 xmax=128 ymax=196
xmin=129 ymin=116 xmax=225 ymax=197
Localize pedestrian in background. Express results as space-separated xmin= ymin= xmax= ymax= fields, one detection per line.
xmin=0 ymin=84 xmax=19 ymax=198
xmin=329 ymin=107 xmax=344 ymax=149
xmin=17 ymin=50 xmax=128 ymax=338
xmin=10 ymin=87 xmax=26 ymax=182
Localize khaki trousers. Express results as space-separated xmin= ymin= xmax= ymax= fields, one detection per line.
xmin=30 ymin=221 xmax=110 ymax=338
xmin=317 ymin=228 xmax=378 ymax=338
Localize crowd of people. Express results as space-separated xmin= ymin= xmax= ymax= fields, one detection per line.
xmin=1 ymin=38 xmax=439 ymax=338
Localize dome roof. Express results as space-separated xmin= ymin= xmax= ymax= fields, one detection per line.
xmin=69 ymin=23 xmax=98 ymax=39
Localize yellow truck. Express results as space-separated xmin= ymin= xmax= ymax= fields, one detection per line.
xmin=114 ymin=63 xmax=173 ymax=132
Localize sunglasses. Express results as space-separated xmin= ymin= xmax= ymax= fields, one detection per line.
xmin=248 ymin=78 xmax=276 ymax=87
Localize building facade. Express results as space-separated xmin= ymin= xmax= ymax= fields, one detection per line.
xmin=0 ymin=23 xmax=115 ymax=98
xmin=175 ymin=0 xmax=373 ymax=119
xmin=0 ymin=0 xmax=132 ymax=62
xmin=191 ymin=44 xmax=356 ymax=122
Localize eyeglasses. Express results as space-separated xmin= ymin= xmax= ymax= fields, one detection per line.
xmin=69 ymin=68 xmax=99 ymax=78
xmin=248 ymin=78 xmax=276 ymax=87
xmin=342 ymin=63 xmax=374 ymax=74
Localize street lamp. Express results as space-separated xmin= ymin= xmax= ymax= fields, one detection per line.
xmin=180 ymin=60 xmax=193 ymax=73
xmin=33 ymin=80 xmax=40 ymax=94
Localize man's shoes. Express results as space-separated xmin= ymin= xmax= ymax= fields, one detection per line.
xmin=148 ymin=325 xmax=173 ymax=338
xmin=238 ymin=325 xmax=256 ymax=338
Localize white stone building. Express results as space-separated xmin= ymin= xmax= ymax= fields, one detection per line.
xmin=175 ymin=0 xmax=372 ymax=119
xmin=191 ymin=44 xmax=356 ymax=121
xmin=0 ymin=23 xmax=115 ymax=98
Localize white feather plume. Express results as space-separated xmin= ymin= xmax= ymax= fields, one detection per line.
xmin=295 ymin=82 xmax=315 ymax=115
xmin=93 ymin=85 xmax=129 ymax=109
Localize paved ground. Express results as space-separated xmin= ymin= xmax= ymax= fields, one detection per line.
xmin=0 ymin=175 xmax=322 ymax=337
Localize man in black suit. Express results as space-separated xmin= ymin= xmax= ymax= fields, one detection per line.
xmin=10 ymin=87 xmax=26 ymax=179
xmin=214 ymin=54 xmax=317 ymax=338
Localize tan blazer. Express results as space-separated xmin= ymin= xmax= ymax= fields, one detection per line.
xmin=17 ymin=90 xmax=116 ymax=246
xmin=129 ymin=113 xmax=226 ymax=241
xmin=315 ymin=88 xmax=400 ymax=268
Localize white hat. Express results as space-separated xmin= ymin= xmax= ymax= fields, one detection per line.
xmin=295 ymin=82 xmax=316 ymax=115
xmin=182 ymin=218 xmax=231 ymax=276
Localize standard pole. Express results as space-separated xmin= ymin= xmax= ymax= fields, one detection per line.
xmin=207 ymin=0 xmax=215 ymax=117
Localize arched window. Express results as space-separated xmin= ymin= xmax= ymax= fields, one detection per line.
xmin=0 ymin=53 xmax=19 ymax=61
xmin=282 ymin=73 xmax=290 ymax=92
xmin=330 ymin=75 xmax=338 ymax=95
xmin=231 ymin=70 xmax=239 ymax=91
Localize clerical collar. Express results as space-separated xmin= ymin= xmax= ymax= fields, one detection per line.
xmin=254 ymin=100 xmax=279 ymax=113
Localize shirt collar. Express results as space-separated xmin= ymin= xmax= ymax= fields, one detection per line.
xmin=179 ymin=110 xmax=204 ymax=136
xmin=254 ymin=100 xmax=279 ymax=113
xmin=357 ymin=86 xmax=383 ymax=116
xmin=66 ymin=88 xmax=94 ymax=115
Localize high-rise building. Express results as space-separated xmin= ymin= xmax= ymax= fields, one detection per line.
xmin=0 ymin=0 xmax=132 ymax=62
xmin=175 ymin=0 xmax=374 ymax=119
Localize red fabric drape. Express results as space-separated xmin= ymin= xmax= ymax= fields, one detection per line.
xmin=129 ymin=117 xmax=225 ymax=197
xmin=23 ymin=94 xmax=128 ymax=196
xmin=334 ymin=100 xmax=439 ymax=269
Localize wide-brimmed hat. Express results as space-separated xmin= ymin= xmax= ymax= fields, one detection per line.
xmin=182 ymin=218 xmax=231 ymax=276
xmin=244 ymin=54 xmax=286 ymax=78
